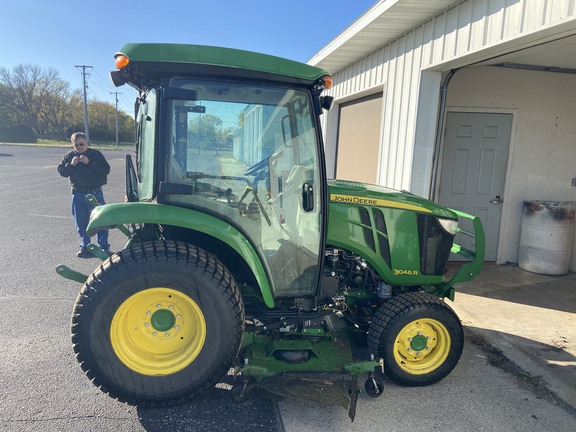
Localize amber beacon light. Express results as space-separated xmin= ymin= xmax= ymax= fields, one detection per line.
xmin=115 ymin=55 xmax=130 ymax=69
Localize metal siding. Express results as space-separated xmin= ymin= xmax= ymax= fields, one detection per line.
xmin=325 ymin=0 xmax=576 ymax=190
xmin=455 ymin=1 xmax=473 ymax=55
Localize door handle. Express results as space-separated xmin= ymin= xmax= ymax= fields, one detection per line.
xmin=302 ymin=183 xmax=314 ymax=212
xmin=490 ymin=195 xmax=503 ymax=204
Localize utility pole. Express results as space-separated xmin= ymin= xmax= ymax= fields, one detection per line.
xmin=110 ymin=91 xmax=122 ymax=147
xmin=75 ymin=65 xmax=93 ymax=141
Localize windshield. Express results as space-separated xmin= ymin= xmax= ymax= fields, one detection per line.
xmin=163 ymin=79 xmax=323 ymax=296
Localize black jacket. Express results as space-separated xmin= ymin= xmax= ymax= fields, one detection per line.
xmin=58 ymin=147 xmax=110 ymax=192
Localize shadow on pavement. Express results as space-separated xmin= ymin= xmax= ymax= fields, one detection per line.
xmin=137 ymin=376 xmax=284 ymax=432
xmin=451 ymin=263 xmax=576 ymax=314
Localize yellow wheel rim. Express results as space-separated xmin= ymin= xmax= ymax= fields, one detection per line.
xmin=393 ymin=318 xmax=451 ymax=375
xmin=110 ymin=288 xmax=206 ymax=376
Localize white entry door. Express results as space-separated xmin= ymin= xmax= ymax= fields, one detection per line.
xmin=438 ymin=112 xmax=512 ymax=261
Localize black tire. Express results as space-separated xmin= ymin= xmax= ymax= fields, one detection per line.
xmin=364 ymin=377 xmax=384 ymax=397
xmin=71 ymin=240 xmax=244 ymax=406
xmin=367 ymin=291 xmax=463 ymax=387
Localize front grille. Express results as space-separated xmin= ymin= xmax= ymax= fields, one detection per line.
xmin=417 ymin=215 xmax=455 ymax=275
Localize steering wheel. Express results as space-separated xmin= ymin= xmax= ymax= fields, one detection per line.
xmin=244 ymin=157 xmax=269 ymax=177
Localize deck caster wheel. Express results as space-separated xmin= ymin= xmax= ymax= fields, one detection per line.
xmin=364 ymin=376 xmax=384 ymax=397
xmin=231 ymin=378 xmax=256 ymax=404
xmin=231 ymin=384 xmax=249 ymax=403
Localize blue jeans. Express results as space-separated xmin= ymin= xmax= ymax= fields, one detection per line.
xmin=71 ymin=187 xmax=110 ymax=250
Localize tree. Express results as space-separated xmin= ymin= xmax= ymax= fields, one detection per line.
xmin=0 ymin=84 xmax=15 ymax=127
xmin=41 ymin=83 xmax=83 ymax=140
xmin=86 ymin=101 xmax=117 ymax=141
xmin=0 ymin=64 xmax=82 ymax=140
xmin=0 ymin=83 xmax=36 ymax=142
xmin=117 ymin=112 xmax=135 ymax=142
xmin=188 ymin=114 xmax=230 ymax=149
xmin=0 ymin=124 xmax=36 ymax=143
xmin=83 ymin=101 xmax=134 ymax=143
xmin=0 ymin=64 xmax=134 ymax=143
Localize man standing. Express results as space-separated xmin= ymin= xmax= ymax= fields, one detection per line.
xmin=58 ymin=132 xmax=112 ymax=258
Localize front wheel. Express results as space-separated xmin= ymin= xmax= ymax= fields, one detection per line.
xmin=71 ymin=240 xmax=244 ymax=406
xmin=367 ymin=291 xmax=463 ymax=387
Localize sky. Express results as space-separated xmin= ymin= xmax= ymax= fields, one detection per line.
xmin=0 ymin=0 xmax=377 ymax=115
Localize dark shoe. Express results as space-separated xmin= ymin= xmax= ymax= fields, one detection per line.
xmin=77 ymin=248 xmax=92 ymax=259
xmin=102 ymin=249 xmax=114 ymax=257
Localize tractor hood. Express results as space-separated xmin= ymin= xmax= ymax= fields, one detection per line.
xmin=325 ymin=179 xmax=484 ymax=293
xmin=327 ymin=179 xmax=457 ymax=218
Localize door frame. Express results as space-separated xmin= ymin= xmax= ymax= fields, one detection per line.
xmin=436 ymin=107 xmax=518 ymax=263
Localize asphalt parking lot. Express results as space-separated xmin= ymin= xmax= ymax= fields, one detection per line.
xmin=0 ymin=144 xmax=575 ymax=431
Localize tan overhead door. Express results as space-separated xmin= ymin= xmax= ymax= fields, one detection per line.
xmin=335 ymin=93 xmax=383 ymax=184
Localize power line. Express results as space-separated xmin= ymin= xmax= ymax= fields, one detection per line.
xmin=91 ymin=69 xmax=112 ymax=85
xmin=88 ymin=74 xmax=113 ymax=95
xmin=90 ymin=70 xmax=116 ymax=94
xmin=73 ymin=65 xmax=135 ymax=117
xmin=118 ymin=92 xmax=136 ymax=115
xmin=92 ymin=68 xmax=135 ymax=115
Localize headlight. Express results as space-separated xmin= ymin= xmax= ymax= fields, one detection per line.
xmin=437 ymin=217 xmax=458 ymax=235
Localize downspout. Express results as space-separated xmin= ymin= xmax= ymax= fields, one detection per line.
xmin=429 ymin=68 xmax=458 ymax=202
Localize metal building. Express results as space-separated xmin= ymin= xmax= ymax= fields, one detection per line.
xmin=310 ymin=0 xmax=576 ymax=265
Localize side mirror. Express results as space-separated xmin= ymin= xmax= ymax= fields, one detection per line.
xmin=320 ymin=96 xmax=334 ymax=111
xmin=110 ymin=70 xmax=126 ymax=87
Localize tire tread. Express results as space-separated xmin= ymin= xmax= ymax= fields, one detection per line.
xmin=71 ymin=240 xmax=244 ymax=407
xmin=367 ymin=291 xmax=463 ymax=387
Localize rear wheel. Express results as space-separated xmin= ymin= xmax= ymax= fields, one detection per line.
xmin=367 ymin=291 xmax=463 ymax=386
xmin=71 ymin=240 xmax=244 ymax=406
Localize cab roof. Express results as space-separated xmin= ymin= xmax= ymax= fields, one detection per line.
xmin=114 ymin=43 xmax=330 ymax=86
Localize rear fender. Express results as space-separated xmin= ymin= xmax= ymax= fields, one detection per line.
xmin=87 ymin=202 xmax=275 ymax=308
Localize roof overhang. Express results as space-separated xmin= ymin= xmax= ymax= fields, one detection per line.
xmin=308 ymin=0 xmax=461 ymax=74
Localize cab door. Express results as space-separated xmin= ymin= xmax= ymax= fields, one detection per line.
xmin=265 ymin=107 xmax=324 ymax=297
xmin=161 ymin=80 xmax=325 ymax=298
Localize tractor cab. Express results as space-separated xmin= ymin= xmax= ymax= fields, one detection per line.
xmin=116 ymin=44 xmax=333 ymax=301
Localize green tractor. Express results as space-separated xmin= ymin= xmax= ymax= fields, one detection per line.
xmin=57 ymin=43 xmax=484 ymax=420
